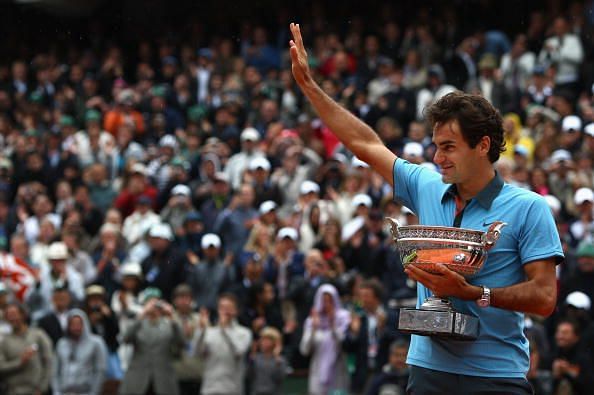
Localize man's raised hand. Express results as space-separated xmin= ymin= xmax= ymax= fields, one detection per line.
xmin=289 ymin=23 xmax=311 ymax=88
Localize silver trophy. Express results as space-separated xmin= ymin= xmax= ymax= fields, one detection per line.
xmin=386 ymin=218 xmax=506 ymax=340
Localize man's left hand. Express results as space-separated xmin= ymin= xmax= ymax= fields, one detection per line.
xmin=404 ymin=263 xmax=480 ymax=300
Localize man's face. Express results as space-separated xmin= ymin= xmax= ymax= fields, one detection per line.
xmin=174 ymin=294 xmax=192 ymax=311
xmin=53 ymin=290 xmax=71 ymax=312
xmin=359 ymin=287 xmax=379 ymax=312
xmin=218 ymin=298 xmax=237 ymax=321
xmin=203 ymin=245 xmax=219 ymax=260
xmin=578 ymin=256 xmax=594 ymax=273
xmin=432 ymin=120 xmax=489 ymax=185
xmin=4 ymin=305 xmax=24 ymax=329
xmin=555 ymin=322 xmax=579 ymax=349
xmin=389 ymin=345 xmax=408 ymax=370
xmin=68 ymin=316 xmax=84 ymax=339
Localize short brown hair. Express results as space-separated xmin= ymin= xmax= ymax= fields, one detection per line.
xmin=424 ymin=91 xmax=506 ymax=163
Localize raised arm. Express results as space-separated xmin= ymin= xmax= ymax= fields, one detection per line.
xmin=289 ymin=23 xmax=396 ymax=185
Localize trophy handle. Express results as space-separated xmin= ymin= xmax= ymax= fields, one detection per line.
xmin=483 ymin=221 xmax=507 ymax=250
xmin=384 ymin=217 xmax=400 ymax=240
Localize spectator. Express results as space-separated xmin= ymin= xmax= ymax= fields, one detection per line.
xmin=225 ymin=128 xmax=265 ymax=190
xmin=365 ymin=340 xmax=410 ymax=395
xmin=551 ymin=318 xmax=594 ymax=394
xmin=248 ymin=326 xmax=287 ymax=395
xmin=27 ymin=241 xmax=85 ymax=321
xmin=35 ymin=285 xmax=72 ymax=346
xmin=0 ymin=303 xmax=53 ymax=395
xmin=345 ymin=279 xmax=398 ymax=393
xmin=122 ymin=195 xmax=161 ymax=247
xmin=187 ymin=233 xmax=235 ymax=312
xmin=110 ymin=262 xmax=143 ymax=372
xmin=172 ymin=284 xmax=203 ymax=395
xmin=141 ymin=222 xmax=187 ymax=301
xmin=300 ymin=284 xmax=351 ymax=395
xmin=538 ymin=16 xmax=584 ymax=96
xmin=160 ymin=184 xmax=195 ymax=235
xmin=213 ymin=183 xmax=259 ymax=257
xmin=84 ymin=285 xmax=121 ymax=381
xmin=193 ymin=293 xmax=253 ymax=395
xmin=119 ymin=288 xmax=185 ymax=395
xmin=264 ymin=227 xmax=305 ymax=299
xmin=52 ymin=309 xmax=108 ymax=395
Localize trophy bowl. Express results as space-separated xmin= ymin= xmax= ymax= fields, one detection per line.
xmin=385 ymin=218 xmax=506 ymax=277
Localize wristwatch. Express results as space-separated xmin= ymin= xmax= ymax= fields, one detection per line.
xmin=476 ymin=286 xmax=491 ymax=308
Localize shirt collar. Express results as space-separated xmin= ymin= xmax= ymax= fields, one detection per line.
xmin=441 ymin=171 xmax=504 ymax=210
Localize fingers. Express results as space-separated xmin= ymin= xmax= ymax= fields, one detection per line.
xmin=289 ymin=23 xmax=306 ymax=55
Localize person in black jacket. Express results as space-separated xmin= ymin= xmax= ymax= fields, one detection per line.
xmin=141 ymin=222 xmax=188 ymax=301
xmin=551 ymin=317 xmax=594 ymax=395
xmin=84 ymin=284 xmax=122 ymax=381
xmin=344 ymin=279 xmax=399 ymax=394
xmin=36 ymin=285 xmax=73 ymax=346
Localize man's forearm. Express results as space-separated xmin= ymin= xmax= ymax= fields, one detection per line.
xmin=300 ymin=81 xmax=383 ymax=158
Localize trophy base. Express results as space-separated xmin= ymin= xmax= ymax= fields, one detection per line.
xmin=398 ymin=307 xmax=479 ymax=340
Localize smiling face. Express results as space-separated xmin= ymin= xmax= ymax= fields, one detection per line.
xmin=432 ymin=120 xmax=491 ymax=185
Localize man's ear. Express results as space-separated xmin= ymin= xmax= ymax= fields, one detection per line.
xmin=479 ymin=135 xmax=491 ymax=158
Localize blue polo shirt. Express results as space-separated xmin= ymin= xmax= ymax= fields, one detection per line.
xmin=393 ymin=158 xmax=564 ymax=378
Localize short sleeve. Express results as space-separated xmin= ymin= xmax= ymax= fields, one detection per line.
xmin=392 ymin=158 xmax=441 ymax=214
xmin=519 ymin=196 xmax=564 ymax=265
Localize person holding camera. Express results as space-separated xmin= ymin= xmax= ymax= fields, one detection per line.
xmin=120 ymin=287 xmax=185 ymax=395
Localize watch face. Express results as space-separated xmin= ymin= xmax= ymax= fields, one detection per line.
xmin=477 ymin=298 xmax=489 ymax=308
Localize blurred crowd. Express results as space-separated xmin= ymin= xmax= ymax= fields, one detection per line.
xmin=1 ymin=1 xmax=594 ymax=395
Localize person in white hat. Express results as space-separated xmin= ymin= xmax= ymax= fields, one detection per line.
xmin=289 ymin=22 xmax=563 ymax=392
xmin=27 ymin=242 xmax=85 ymax=322
xmin=351 ymin=193 xmax=373 ymax=218
xmin=142 ymin=222 xmax=187 ymax=301
xmin=249 ymin=157 xmax=283 ymax=208
xmin=110 ymin=261 xmax=144 ymax=372
xmin=187 ymin=233 xmax=234 ymax=313
xmin=122 ymin=194 xmax=161 ymax=247
xmin=559 ymin=115 xmax=583 ymax=153
xmin=267 ymin=227 xmax=304 ymax=299
xmin=569 ymin=187 xmax=594 ymax=243
xmin=161 ymin=184 xmax=195 ymax=235
xmin=225 ymin=127 xmax=266 ymax=189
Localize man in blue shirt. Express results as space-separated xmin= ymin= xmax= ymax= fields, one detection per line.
xmin=288 ymin=23 xmax=563 ymax=394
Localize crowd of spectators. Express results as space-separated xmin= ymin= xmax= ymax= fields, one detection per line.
xmin=1 ymin=1 xmax=594 ymax=394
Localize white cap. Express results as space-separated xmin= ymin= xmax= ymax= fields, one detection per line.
xmin=213 ymin=172 xmax=229 ymax=183
xmin=300 ymin=180 xmax=320 ymax=195
xmin=514 ymin=144 xmax=529 ymax=157
xmin=419 ymin=162 xmax=438 ymax=172
xmin=341 ymin=216 xmax=365 ymax=242
xmin=574 ymin=187 xmax=594 ymax=205
xmin=0 ymin=282 xmax=7 ymax=294
xmin=352 ymin=193 xmax=372 ymax=208
xmin=100 ymin=222 xmax=121 ymax=235
xmin=121 ymin=262 xmax=143 ymax=278
xmin=403 ymin=142 xmax=424 ymax=158
xmin=159 ymin=134 xmax=178 ymax=149
xmin=544 ymin=195 xmax=561 ymax=214
xmin=148 ymin=223 xmax=174 ymax=241
xmin=351 ymin=156 xmax=370 ymax=168
xmin=259 ymin=200 xmax=277 ymax=215
xmin=584 ymin=123 xmax=594 ymax=137
xmin=550 ymin=149 xmax=572 ymax=163
xmin=562 ymin=115 xmax=582 ymax=132
xmin=240 ymin=127 xmax=260 ymax=142
xmin=171 ymin=184 xmax=191 ymax=196
xmin=566 ymin=291 xmax=591 ymax=310
xmin=201 ymin=233 xmax=222 ymax=249
xmin=131 ymin=162 xmax=148 ymax=176
xmin=249 ymin=157 xmax=271 ymax=171
xmin=47 ymin=242 xmax=69 ymax=260
xmin=277 ymin=227 xmax=298 ymax=241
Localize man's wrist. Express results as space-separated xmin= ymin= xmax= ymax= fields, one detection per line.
xmin=463 ymin=285 xmax=484 ymax=301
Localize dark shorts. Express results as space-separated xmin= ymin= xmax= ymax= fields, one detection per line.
xmin=406 ymin=365 xmax=533 ymax=395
